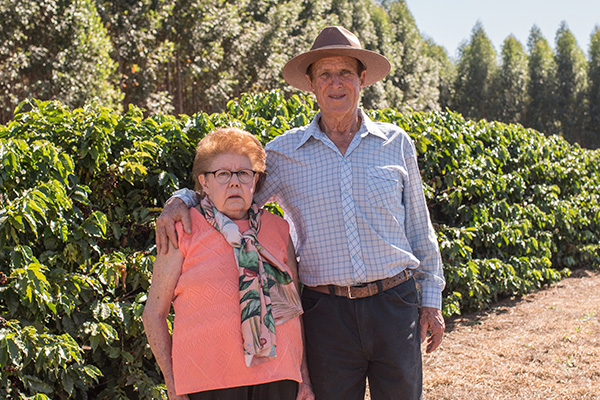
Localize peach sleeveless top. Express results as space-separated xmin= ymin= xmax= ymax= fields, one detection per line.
xmin=171 ymin=208 xmax=303 ymax=395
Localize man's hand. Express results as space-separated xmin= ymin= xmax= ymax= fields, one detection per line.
xmin=419 ymin=306 xmax=445 ymax=353
xmin=155 ymin=197 xmax=192 ymax=254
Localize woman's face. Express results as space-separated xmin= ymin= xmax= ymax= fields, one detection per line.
xmin=198 ymin=153 xmax=258 ymax=220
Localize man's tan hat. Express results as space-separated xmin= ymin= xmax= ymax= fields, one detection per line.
xmin=282 ymin=26 xmax=391 ymax=92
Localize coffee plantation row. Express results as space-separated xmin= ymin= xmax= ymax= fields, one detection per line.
xmin=1 ymin=91 xmax=599 ymax=398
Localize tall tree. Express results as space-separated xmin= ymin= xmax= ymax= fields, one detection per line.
xmin=382 ymin=0 xmax=440 ymax=112
xmin=164 ymin=0 xmax=250 ymax=114
xmin=525 ymin=25 xmax=558 ymax=134
xmin=233 ymin=0 xmax=317 ymax=96
xmin=364 ymin=4 xmax=395 ymax=109
xmin=0 ymin=0 xmax=121 ymax=123
xmin=95 ymin=0 xmax=174 ymax=114
xmin=554 ymin=21 xmax=588 ymax=143
xmin=491 ymin=35 xmax=528 ymax=123
xmin=453 ymin=21 xmax=498 ymax=120
xmin=330 ymin=0 xmax=353 ymax=29
xmin=588 ymin=25 xmax=600 ymax=147
xmin=425 ymin=38 xmax=456 ymax=111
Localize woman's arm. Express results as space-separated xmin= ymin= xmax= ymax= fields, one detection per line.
xmin=284 ymin=237 xmax=315 ymax=400
xmin=142 ymin=247 xmax=189 ymax=400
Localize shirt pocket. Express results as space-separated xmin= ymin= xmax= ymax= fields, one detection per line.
xmin=367 ymin=166 xmax=405 ymax=212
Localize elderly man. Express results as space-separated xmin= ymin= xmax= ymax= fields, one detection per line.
xmin=156 ymin=26 xmax=445 ymax=400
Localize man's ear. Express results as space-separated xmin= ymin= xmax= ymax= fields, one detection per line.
xmin=359 ymin=69 xmax=366 ymax=89
xmin=305 ymin=74 xmax=315 ymax=93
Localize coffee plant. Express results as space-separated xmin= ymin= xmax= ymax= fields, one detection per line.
xmin=1 ymin=91 xmax=598 ymax=398
xmin=370 ymin=109 xmax=600 ymax=315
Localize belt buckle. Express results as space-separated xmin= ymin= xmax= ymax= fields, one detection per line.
xmin=347 ymin=286 xmax=357 ymax=299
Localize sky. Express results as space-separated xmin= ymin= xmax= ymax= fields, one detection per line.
xmin=403 ymin=0 xmax=600 ymax=59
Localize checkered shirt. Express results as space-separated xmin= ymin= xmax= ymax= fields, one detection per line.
xmin=175 ymin=110 xmax=445 ymax=309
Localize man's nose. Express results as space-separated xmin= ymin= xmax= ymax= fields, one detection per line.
xmin=330 ymin=73 xmax=343 ymax=86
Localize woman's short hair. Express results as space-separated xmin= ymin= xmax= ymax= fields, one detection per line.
xmin=192 ymin=127 xmax=266 ymax=195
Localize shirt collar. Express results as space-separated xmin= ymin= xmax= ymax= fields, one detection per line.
xmin=295 ymin=109 xmax=388 ymax=150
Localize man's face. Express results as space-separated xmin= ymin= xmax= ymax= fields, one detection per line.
xmin=306 ymin=56 xmax=366 ymax=119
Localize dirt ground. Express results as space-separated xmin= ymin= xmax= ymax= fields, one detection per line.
xmin=421 ymin=268 xmax=600 ymax=400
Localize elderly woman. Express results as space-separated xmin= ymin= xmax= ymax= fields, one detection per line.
xmin=143 ymin=127 xmax=313 ymax=400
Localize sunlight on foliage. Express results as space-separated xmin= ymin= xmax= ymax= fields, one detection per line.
xmin=1 ymin=92 xmax=599 ymax=398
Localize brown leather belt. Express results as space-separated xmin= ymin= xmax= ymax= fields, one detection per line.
xmin=305 ymin=269 xmax=414 ymax=299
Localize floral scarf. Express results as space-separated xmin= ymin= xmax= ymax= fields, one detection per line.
xmin=199 ymin=196 xmax=303 ymax=367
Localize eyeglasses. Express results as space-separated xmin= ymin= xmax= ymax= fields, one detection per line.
xmin=204 ymin=169 xmax=257 ymax=184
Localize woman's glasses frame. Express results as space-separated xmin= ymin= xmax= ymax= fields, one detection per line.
xmin=204 ymin=169 xmax=257 ymax=184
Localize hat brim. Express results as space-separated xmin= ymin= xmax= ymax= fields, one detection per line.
xmin=282 ymin=46 xmax=391 ymax=92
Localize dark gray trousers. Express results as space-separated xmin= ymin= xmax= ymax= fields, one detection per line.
xmin=301 ymin=278 xmax=422 ymax=400
xmin=187 ymin=380 xmax=298 ymax=400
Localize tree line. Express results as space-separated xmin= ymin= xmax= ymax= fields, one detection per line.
xmin=1 ymin=0 xmax=599 ymax=147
